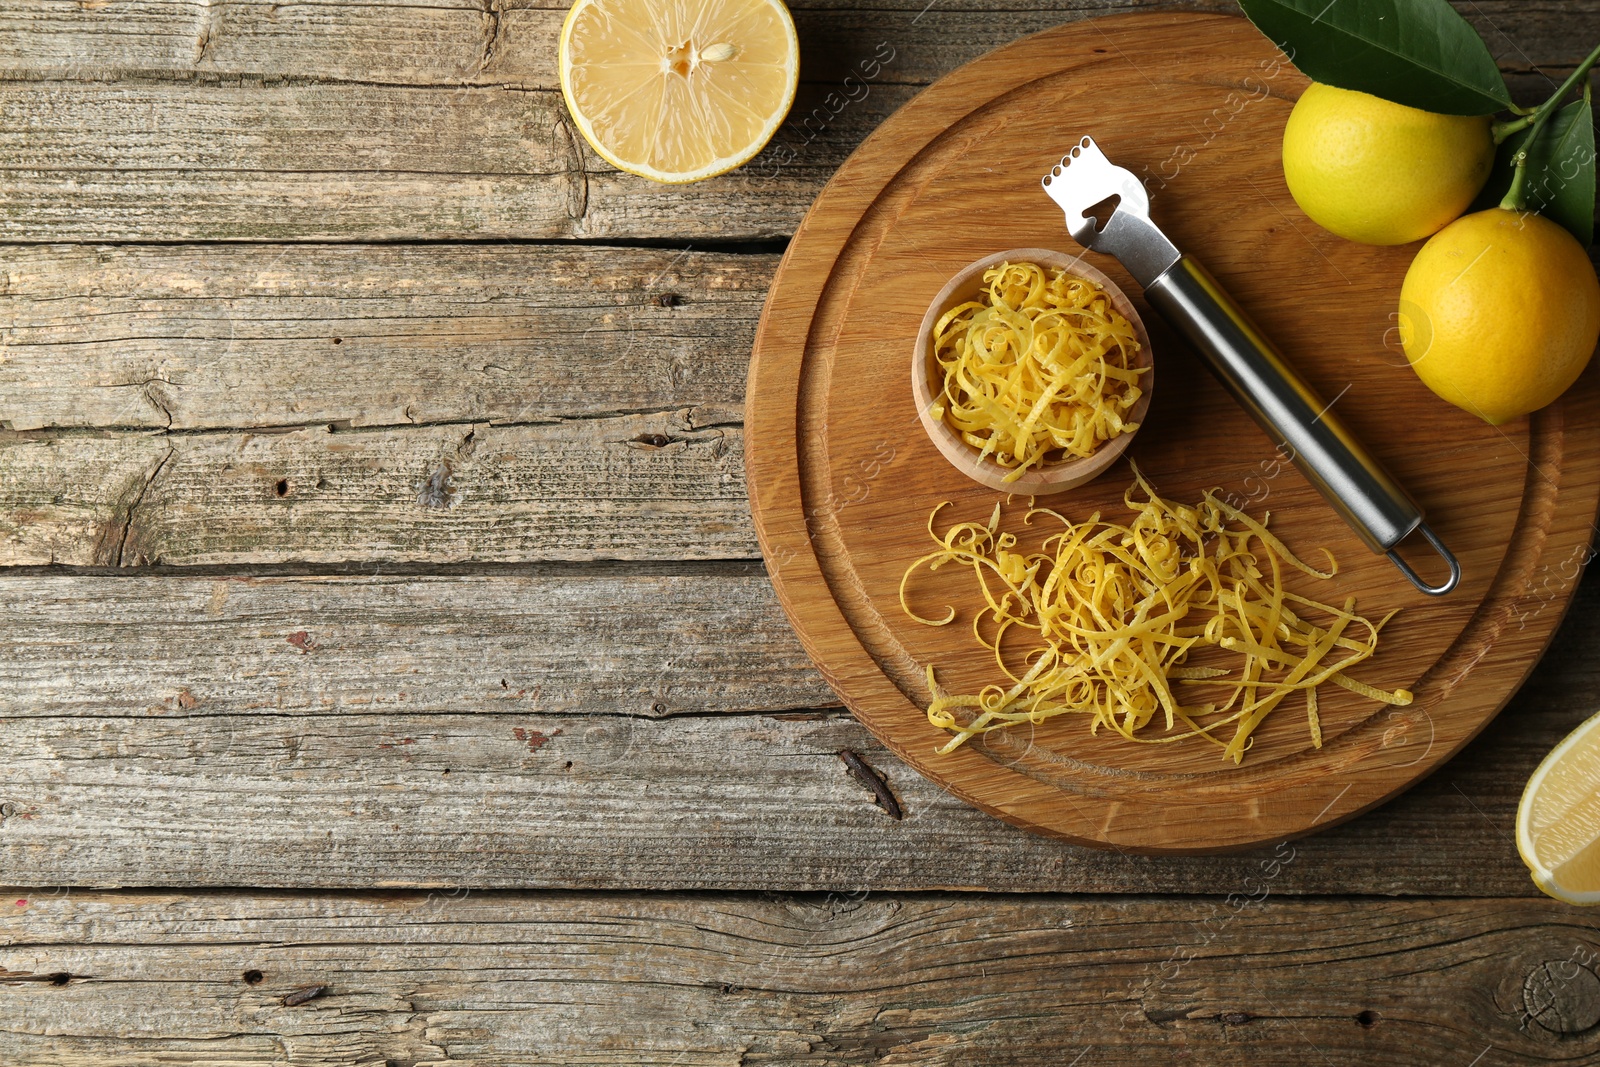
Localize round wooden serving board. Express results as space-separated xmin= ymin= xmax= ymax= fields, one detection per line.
xmin=745 ymin=11 xmax=1600 ymax=853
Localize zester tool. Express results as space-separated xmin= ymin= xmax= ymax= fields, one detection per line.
xmin=1042 ymin=136 xmax=1460 ymax=596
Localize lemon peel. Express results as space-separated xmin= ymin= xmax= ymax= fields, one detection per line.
xmin=1282 ymin=82 xmax=1494 ymax=246
xmin=1519 ymin=709 xmax=1600 ymax=904
xmin=1399 ymin=208 xmax=1600 ymax=425
xmin=902 ymin=464 xmax=1410 ymax=763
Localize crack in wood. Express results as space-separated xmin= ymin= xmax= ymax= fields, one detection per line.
xmin=192 ymin=0 xmax=219 ymax=65
xmin=553 ymin=111 xmax=591 ymax=221
xmin=1525 ymin=960 xmax=1600 ymax=1034
xmin=2 ymin=407 xmax=742 ymax=441
xmin=92 ymin=446 xmax=175 ymax=567
xmin=143 ymin=380 xmax=174 ymax=429
xmin=118 ymin=446 xmax=175 ymax=567
xmin=477 ymin=0 xmax=503 ymax=74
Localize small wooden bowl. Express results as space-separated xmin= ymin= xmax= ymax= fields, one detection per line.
xmin=912 ymin=248 xmax=1155 ymax=496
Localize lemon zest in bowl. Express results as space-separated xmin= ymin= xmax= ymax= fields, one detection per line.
xmin=931 ymin=261 xmax=1146 ymax=482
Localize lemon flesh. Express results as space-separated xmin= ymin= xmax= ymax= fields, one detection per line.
xmin=1519 ymin=710 xmax=1600 ymax=904
xmin=1399 ymin=208 xmax=1600 ymax=425
xmin=1283 ymin=83 xmax=1494 ymax=245
xmin=558 ymin=0 xmax=799 ymax=184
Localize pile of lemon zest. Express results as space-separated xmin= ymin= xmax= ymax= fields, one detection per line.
xmin=932 ymin=261 xmax=1146 ymax=481
xmin=900 ymin=463 xmax=1411 ymax=763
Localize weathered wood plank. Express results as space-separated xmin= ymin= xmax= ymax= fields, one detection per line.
xmin=0 ymin=80 xmax=898 ymax=242
xmin=0 ymin=243 xmax=765 ymax=432
xmin=0 ymin=571 xmax=830 ymax=717
xmin=3 ymin=889 xmax=1600 ymax=1065
xmin=0 ymin=413 xmax=752 ymax=565
xmin=0 ymin=1 xmax=1588 ymax=88
xmin=0 ymin=5 xmax=1582 ymax=242
xmin=0 ymin=569 xmax=1595 ymax=894
xmin=0 ymin=702 xmax=1559 ymax=893
xmin=0 ymin=0 xmax=500 ymax=86
xmin=0 ymin=244 xmax=761 ymax=564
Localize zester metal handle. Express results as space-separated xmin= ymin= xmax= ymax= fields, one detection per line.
xmin=1144 ymin=256 xmax=1460 ymax=596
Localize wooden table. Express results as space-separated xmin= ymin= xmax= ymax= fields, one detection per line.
xmin=1 ymin=2 xmax=1598 ymax=1062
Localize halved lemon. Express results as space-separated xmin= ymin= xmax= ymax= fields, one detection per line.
xmin=1518 ymin=710 xmax=1600 ymax=904
xmin=558 ymin=0 xmax=800 ymax=184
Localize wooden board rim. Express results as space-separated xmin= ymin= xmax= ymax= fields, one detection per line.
xmin=745 ymin=10 xmax=1600 ymax=853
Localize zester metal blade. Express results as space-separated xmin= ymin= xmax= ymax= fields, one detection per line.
xmin=1041 ymin=136 xmax=1178 ymax=287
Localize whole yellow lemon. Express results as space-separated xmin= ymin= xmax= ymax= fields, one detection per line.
xmin=1283 ymin=83 xmax=1494 ymax=245
xmin=1399 ymin=208 xmax=1600 ymax=425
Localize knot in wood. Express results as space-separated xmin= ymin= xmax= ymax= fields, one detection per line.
xmin=1524 ymin=958 xmax=1600 ymax=1034
xmin=416 ymin=462 xmax=456 ymax=509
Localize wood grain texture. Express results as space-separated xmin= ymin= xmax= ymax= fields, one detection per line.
xmin=0 ymin=243 xmax=762 ymax=432
xmin=0 ymin=413 xmax=751 ymax=565
xmin=0 ymin=243 xmax=762 ymax=563
xmin=746 ymin=12 xmax=1600 ymax=851
xmin=0 ymin=1 xmax=1587 ymax=87
xmin=0 ymin=569 xmax=1597 ymax=894
xmin=4 ymin=889 xmax=1600 ymax=1065
xmin=0 ymin=4 xmax=1581 ymax=243
xmin=4 ymin=1 xmax=1600 ymax=1062
xmin=0 ymin=80 xmax=897 ymax=242
xmin=0 ymin=571 xmax=831 ymax=718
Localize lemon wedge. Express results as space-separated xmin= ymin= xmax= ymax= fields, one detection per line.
xmin=1517 ymin=710 xmax=1600 ymax=904
xmin=557 ymin=0 xmax=800 ymax=184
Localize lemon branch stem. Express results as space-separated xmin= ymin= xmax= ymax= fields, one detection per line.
xmin=1492 ymin=44 xmax=1600 ymax=143
xmin=1497 ymin=42 xmax=1600 ymax=211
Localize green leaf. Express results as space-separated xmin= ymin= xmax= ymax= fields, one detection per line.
xmin=1237 ymin=0 xmax=1511 ymax=115
xmin=1525 ymin=97 xmax=1597 ymax=247
xmin=1474 ymin=98 xmax=1596 ymax=246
